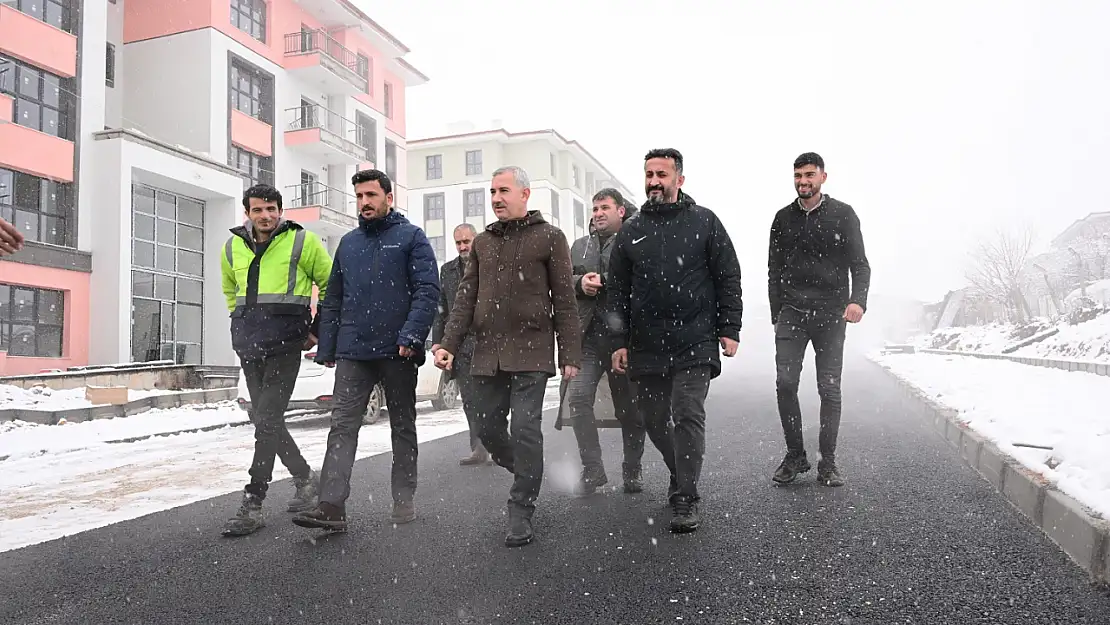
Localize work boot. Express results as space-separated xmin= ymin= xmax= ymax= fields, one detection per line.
xmin=669 ymin=495 xmax=700 ymax=534
xmin=817 ymin=458 xmax=845 ymax=487
xmin=391 ymin=500 xmax=417 ymax=524
xmin=505 ymin=504 xmax=534 ymax=548
xmin=222 ymin=492 xmax=264 ymax=537
xmin=575 ymin=465 xmax=608 ymax=496
xmin=622 ymin=464 xmax=643 ymax=494
xmin=287 ymin=469 xmax=319 ymax=513
xmin=667 ymin=474 xmax=679 ymax=501
xmin=460 ymin=446 xmax=489 ymax=467
xmin=772 ymin=452 xmax=812 ymax=484
xmin=292 ymin=501 xmax=348 ymax=532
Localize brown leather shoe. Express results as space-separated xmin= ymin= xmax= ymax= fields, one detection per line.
xmin=292 ymin=501 xmax=347 ymax=532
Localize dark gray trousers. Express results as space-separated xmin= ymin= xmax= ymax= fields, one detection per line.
xmin=240 ymin=349 xmax=311 ymax=499
xmin=318 ymin=357 xmax=419 ymax=508
xmin=634 ymin=366 xmax=712 ymax=501
xmin=567 ymin=333 xmax=645 ymax=476
xmin=774 ymin=306 xmax=847 ymax=460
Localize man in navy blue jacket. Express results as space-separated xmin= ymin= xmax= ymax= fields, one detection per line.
xmin=292 ymin=169 xmax=440 ymax=532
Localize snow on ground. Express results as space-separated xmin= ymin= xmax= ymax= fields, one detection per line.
xmin=914 ymin=310 xmax=1110 ymax=362
xmin=0 ymin=401 xmax=249 ymax=462
xmin=1011 ymin=310 xmax=1110 ymax=362
xmin=0 ymin=383 xmax=193 ymax=411
xmin=0 ymin=383 xmax=564 ymax=553
xmin=872 ymin=351 xmax=1110 ymax=520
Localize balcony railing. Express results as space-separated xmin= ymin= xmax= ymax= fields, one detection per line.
xmin=286 ymin=182 xmax=355 ymax=212
xmin=286 ymin=103 xmax=370 ymax=161
xmin=283 ymin=29 xmax=368 ymax=80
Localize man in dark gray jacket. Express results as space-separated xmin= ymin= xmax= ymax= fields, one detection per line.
xmin=562 ymin=189 xmax=646 ymax=495
xmin=430 ymin=223 xmax=487 ymax=466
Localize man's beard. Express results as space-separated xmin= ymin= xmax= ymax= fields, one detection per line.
xmin=646 ymin=185 xmax=669 ymax=204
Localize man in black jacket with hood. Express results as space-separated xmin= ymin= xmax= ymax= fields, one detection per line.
xmin=768 ymin=152 xmax=870 ymax=488
xmin=608 ymin=148 xmax=743 ymax=533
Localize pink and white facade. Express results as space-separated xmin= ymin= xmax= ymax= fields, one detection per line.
xmin=0 ymin=0 xmax=426 ymax=375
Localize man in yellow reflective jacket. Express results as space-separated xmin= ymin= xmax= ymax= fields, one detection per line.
xmin=220 ymin=183 xmax=333 ymax=537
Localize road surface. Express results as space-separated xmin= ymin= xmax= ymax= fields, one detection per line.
xmin=2 ymin=332 xmax=1108 ymax=624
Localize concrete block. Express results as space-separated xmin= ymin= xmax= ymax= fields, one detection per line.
xmin=976 ymin=443 xmax=1007 ymax=490
xmin=1096 ymin=363 xmax=1108 ymax=377
xmin=1042 ymin=489 xmax=1106 ymax=575
xmin=151 ymin=394 xmax=179 ymax=410
xmin=944 ymin=420 xmax=963 ymax=449
xmin=61 ymin=408 xmax=92 ymax=424
xmin=0 ymin=411 xmax=12 ymax=423
xmin=960 ymin=428 xmax=983 ymax=466
xmin=1101 ymin=532 xmax=1110 ymax=581
xmin=1002 ymin=464 xmax=1046 ymax=526
xmin=11 ymin=409 xmax=52 ymax=425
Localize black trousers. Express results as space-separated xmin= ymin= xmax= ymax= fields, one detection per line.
xmin=634 ymin=366 xmax=712 ymax=501
xmin=453 ymin=355 xmax=483 ymax=452
xmin=470 ymin=370 xmax=550 ymax=513
xmin=319 ymin=357 xmax=420 ymax=507
xmin=240 ymin=349 xmax=311 ymax=499
xmin=774 ymin=306 xmax=848 ymax=460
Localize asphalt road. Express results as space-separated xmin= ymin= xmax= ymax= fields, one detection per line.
xmin=2 ymin=332 xmax=1109 ymax=625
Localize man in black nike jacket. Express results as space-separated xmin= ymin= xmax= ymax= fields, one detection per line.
xmin=768 ymin=152 xmax=871 ymax=488
xmin=608 ymin=148 xmax=743 ymax=533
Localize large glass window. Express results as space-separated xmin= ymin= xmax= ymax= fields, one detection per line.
xmin=0 ymin=283 xmax=64 ymax=357
xmin=131 ymin=184 xmax=205 ymax=365
xmin=229 ymin=0 xmax=265 ymax=43
xmin=463 ymin=189 xmax=485 ymax=227
xmin=230 ymin=146 xmax=274 ymax=189
xmin=0 ymin=168 xmax=73 ymax=247
xmin=0 ymin=55 xmax=76 ymax=140
xmin=229 ymin=60 xmax=271 ymax=122
xmin=0 ymin=0 xmax=73 ymax=33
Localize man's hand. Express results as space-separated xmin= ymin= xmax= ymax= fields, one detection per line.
xmin=430 ymin=343 xmax=441 ymax=354
xmin=843 ymin=303 xmax=865 ymax=324
xmin=319 ymin=360 xmax=336 ymax=368
xmin=581 ymin=272 xmax=603 ymax=297
xmin=433 ymin=348 xmax=454 ymax=370
xmin=611 ymin=348 xmax=629 ymax=374
xmin=562 ymin=365 xmax=579 ymax=379
xmin=399 ymin=345 xmax=414 ymax=358
xmin=303 ymin=333 xmax=318 ymax=351
xmin=0 ymin=217 xmax=25 ymax=257
xmin=719 ymin=336 xmax=739 ymax=357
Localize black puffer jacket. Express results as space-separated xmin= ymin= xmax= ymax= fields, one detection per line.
xmin=607 ymin=192 xmax=743 ymax=378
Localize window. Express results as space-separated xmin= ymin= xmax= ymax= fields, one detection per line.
xmin=298 ymin=171 xmax=318 ymax=207
xmin=550 ymin=153 xmax=557 ymax=176
xmin=356 ymin=111 xmax=376 ymax=163
xmin=572 ymin=165 xmax=581 ymax=188
xmin=0 ymin=284 xmax=64 ymax=357
xmin=105 ymin=43 xmax=116 ymax=88
xmin=384 ymin=82 xmax=394 ymax=119
xmin=0 ymin=55 xmax=76 ymax=140
xmin=423 ymin=193 xmax=445 ymax=222
xmin=574 ymin=199 xmax=585 ymax=229
xmin=465 ymin=150 xmax=482 ymax=176
xmin=356 ymin=53 xmax=370 ymax=83
xmin=586 ymin=171 xmax=595 ymax=194
xmin=426 ymin=154 xmax=442 ymax=180
xmin=0 ymin=168 xmax=73 ymax=247
xmin=463 ymin=189 xmax=485 ymax=226
xmin=2 ymin=0 xmax=72 ymax=33
xmin=428 ymin=236 xmax=445 ymax=261
xmin=230 ymin=0 xmax=266 ymax=43
xmin=384 ymin=140 xmax=397 ymax=181
xmin=131 ymin=184 xmax=205 ymax=365
xmin=549 ymin=190 xmax=560 ymax=222
xmin=230 ymin=146 xmax=274 ymax=189
xmin=229 ymin=59 xmax=271 ymax=122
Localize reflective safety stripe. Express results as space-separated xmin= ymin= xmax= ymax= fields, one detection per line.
xmin=225 ymin=238 xmax=234 ymax=268
xmin=287 ymin=229 xmax=306 ymax=295
xmin=235 ymin=294 xmax=311 ymax=307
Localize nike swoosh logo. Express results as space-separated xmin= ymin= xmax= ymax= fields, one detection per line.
xmin=633 ymin=236 xmax=647 ymax=244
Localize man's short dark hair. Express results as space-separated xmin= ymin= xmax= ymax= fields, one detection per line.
xmin=242 ymin=183 xmax=282 ymax=211
xmin=794 ymin=152 xmax=825 ymax=171
xmin=645 ymin=148 xmax=684 ymax=175
xmin=592 ymin=187 xmax=627 ymax=208
xmin=351 ymin=168 xmax=393 ymax=194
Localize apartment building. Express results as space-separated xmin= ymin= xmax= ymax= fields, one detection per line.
xmin=406 ymin=128 xmax=637 ymax=264
xmin=0 ymin=0 xmax=426 ymax=376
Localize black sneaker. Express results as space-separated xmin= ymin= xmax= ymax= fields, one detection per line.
xmin=772 ymin=452 xmax=812 ymax=484
xmin=669 ymin=495 xmax=700 ymax=533
xmin=575 ymin=466 xmax=609 ymax=496
xmin=622 ymin=464 xmax=643 ymax=494
xmin=817 ymin=460 xmax=845 ymax=487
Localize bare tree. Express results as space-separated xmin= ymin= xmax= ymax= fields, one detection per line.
xmin=966 ymin=228 xmax=1036 ymax=323
xmin=1075 ymin=223 xmax=1110 ymax=282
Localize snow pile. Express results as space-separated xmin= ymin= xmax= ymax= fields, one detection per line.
xmin=914 ymin=310 xmax=1110 ymax=362
xmin=0 ymin=384 xmax=192 ymax=411
xmin=873 ymin=351 xmax=1110 ymax=519
xmin=0 ymin=401 xmax=247 ymax=461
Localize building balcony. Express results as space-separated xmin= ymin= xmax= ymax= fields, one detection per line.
xmin=283 ymin=182 xmax=358 ymax=237
xmin=0 ymin=93 xmax=74 ymax=182
xmin=283 ymin=30 xmax=369 ymax=96
xmin=284 ymin=104 xmax=369 ymax=165
xmin=0 ymin=4 xmax=77 ymax=78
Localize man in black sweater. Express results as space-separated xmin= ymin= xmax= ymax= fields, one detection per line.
xmin=767 ymin=152 xmax=871 ymax=487
xmin=609 ymin=148 xmax=743 ymax=533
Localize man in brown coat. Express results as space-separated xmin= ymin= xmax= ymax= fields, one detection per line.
xmin=434 ymin=165 xmax=581 ymax=548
